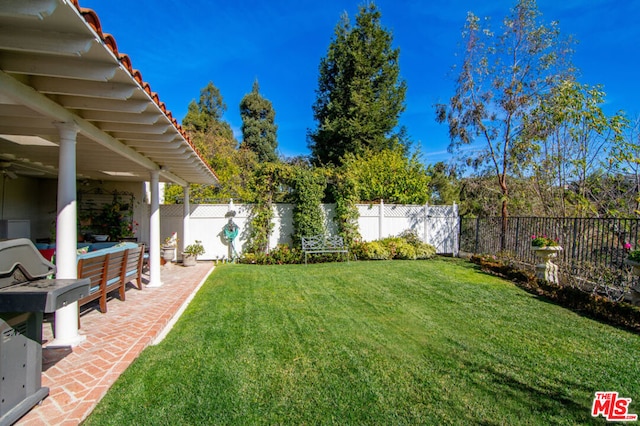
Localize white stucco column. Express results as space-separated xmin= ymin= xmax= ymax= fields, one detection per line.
xmin=50 ymin=121 xmax=85 ymax=347
xmin=147 ymin=170 xmax=162 ymax=287
xmin=182 ymin=185 xmax=190 ymax=254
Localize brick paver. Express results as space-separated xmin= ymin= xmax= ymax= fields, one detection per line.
xmin=16 ymin=261 xmax=215 ymax=425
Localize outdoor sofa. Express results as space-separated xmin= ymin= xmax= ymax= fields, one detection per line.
xmin=35 ymin=242 xmax=145 ymax=323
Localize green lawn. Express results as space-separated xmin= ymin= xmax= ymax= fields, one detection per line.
xmin=85 ymin=259 xmax=639 ymax=425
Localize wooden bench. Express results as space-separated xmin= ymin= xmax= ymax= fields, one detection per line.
xmin=122 ymin=244 xmax=145 ymax=290
xmin=76 ymin=244 xmax=145 ymax=323
xmin=301 ymin=235 xmax=350 ymax=265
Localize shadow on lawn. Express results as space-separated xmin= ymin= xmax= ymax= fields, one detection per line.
xmin=460 ymin=353 xmax=598 ymax=424
xmin=420 ymin=334 xmax=599 ymax=424
xmin=467 ymin=255 xmax=640 ymax=335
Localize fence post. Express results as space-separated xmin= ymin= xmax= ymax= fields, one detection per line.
xmin=474 ymin=217 xmax=480 ymax=254
xmin=514 ymin=216 xmax=520 ymax=256
xmin=379 ymin=199 xmax=384 ymax=240
xmin=423 ymin=202 xmax=429 ymax=244
xmin=453 ymin=203 xmax=459 ymax=257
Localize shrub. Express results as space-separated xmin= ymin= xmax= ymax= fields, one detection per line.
xmin=397 ymin=230 xmax=436 ymax=259
xmin=414 ymin=243 xmax=436 ymax=259
xmin=349 ymin=241 xmax=366 ymax=260
xmin=240 ymin=253 xmax=258 ymax=264
xmin=393 ymin=240 xmax=417 ymax=260
xmin=268 ymin=244 xmax=303 ymax=265
xmin=240 ymin=244 xmax=302 ymax=265
xmin=351 ymin=241 xmax=391 ymax=260
xmin=628 ymin=249 xmax=640 ymax=263
xmin=370 ymin=241 xmax=392 ymax=260
xmin=380 ymin=237 xmax=403 ymax=259
xmin=398 ymin=230 xmax=421 ymax=246
xmin=243 ymin=232 xmax=437 ymax=264
xmin=352 ymin=233 xmax=436 ymax=261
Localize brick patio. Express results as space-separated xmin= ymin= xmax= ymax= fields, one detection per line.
xmin=16 ymin=261 xmax=215 ymax=426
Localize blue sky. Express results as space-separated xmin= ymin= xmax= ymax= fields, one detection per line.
xmin=80 ymin=0 xmax=639 ymax=165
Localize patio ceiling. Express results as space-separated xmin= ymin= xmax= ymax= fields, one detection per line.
xmin=0 ymin=0 xmax=218 ymax=185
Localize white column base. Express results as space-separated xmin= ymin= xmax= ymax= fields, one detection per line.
xmin=48 ymin=302 xmax=86 ymax=347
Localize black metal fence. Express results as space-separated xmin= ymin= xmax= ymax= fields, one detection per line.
xmin=460 ymin=217 xmax=640 ymax=271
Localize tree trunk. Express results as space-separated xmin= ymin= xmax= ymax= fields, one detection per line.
xmin=499 ymin=174 xmax=509 ymax=252
xmin=501 ymin=198 xmax=508 ymax=252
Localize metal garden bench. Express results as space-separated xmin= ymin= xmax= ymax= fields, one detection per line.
xmin=301 ymin=235 xmax=350 ymax=265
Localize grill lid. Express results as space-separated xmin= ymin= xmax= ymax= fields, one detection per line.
xmin=0 ymin=239 xmax=89 ymax=313
xmin=0 ymin=278 xmax=90 ymax=313
xmin=0 ymin=238 xmax=56 ymax=290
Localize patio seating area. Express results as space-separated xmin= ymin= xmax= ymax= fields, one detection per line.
xmin=16 ymin=261 xmax=215 ymax=426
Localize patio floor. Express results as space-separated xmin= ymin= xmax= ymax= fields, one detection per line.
xmin=16 ymin=261 xmax=216 ymax=426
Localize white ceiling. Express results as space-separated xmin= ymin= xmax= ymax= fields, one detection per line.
xmin=0 ymin=0 xmax=218 ymax=185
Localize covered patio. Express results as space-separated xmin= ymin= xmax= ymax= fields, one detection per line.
xmin=17 ymin=262 xmax=215 ymax=425
xmin=0 ymin=0 xmax=217 ymax=347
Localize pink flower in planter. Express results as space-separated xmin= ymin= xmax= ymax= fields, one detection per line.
xmin=624 ymin=242 xmax=632 ymax=251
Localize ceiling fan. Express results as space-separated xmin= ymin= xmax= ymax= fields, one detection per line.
xmin=0 ymin=160 xmax=46 ymax=179
xmin=0 ymin=162 xmax=17 ymax=179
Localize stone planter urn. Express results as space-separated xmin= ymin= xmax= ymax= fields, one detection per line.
xmin=624 ymin=259 xmax=640 ymax=275
xmin=532 ymin=246 xmax=563 ymax=284
xmin=182 ymin=253 xmax=197 ymax=267
xmin=161 ymin=246 xmax=176 ymax=262
xmin=624 ymin=259 xmax=640 ymax=305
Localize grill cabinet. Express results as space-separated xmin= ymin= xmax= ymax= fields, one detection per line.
xmin=0 ymin=239 xmax=89 ymax=425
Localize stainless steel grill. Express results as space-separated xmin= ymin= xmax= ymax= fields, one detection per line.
xmin=0 ymin=238 xmax=89 ymax=425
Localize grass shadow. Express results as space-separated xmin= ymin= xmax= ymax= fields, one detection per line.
xmin=468 ymin=256 xmax=640 ymax=335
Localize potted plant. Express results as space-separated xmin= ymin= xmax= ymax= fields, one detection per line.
xmin=183 ymin=240 xmax=205 ymax=267
xmin=161 ymin=233 xmax=178 ymax=262
xmin=531 ymin=234 xmax=560 ymax=248
xmin=119 ymin=220 xmax=139 ymax=242
xmin=625 ymin=244 xmax=640 ymax=275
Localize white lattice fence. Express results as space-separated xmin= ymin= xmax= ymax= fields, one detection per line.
xmin=157 ymin=201 xmax=459 ymax=260
xmin=355 ymin=202 xmax=459 ymax=255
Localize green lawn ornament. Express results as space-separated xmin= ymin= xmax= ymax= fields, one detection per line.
xmin=223 ymin=217 xmax=239 ymax=261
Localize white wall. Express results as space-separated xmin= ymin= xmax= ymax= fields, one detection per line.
xmin=0 ymin=176 xmax=147 ymax=243
xmin=0 ymin=175 xmax=57 ymax=240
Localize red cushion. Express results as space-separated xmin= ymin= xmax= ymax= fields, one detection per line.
xmin=38 ymin=248 xmax=55 ymax=261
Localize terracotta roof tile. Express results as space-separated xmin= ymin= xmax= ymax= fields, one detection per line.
xmin=74 ymin=1 xmax=217 ymax=179
xmin=103 ymin=34 xmax=118 ymax=55
xmin=132 ymin=69 xmax=143 ymax=84
xmin=118 ymin=54 xmax=133 ymax=73
xmin=79 ymin=9 xmax=102 ymax=36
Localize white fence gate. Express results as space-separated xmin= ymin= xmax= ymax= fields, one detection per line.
xmin=158 ymin=201 xmax=459 ymax=260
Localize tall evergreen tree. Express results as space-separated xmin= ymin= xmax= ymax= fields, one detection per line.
xmin=308 ymin=3 xmax=407 ymax=166
xmin=175 ymin=81 xmax=255 ymax=202
xmin=240 ymin=80 xmax=278 ymax=162
xmin=183 ymin=81 xmax=227 ymax=135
